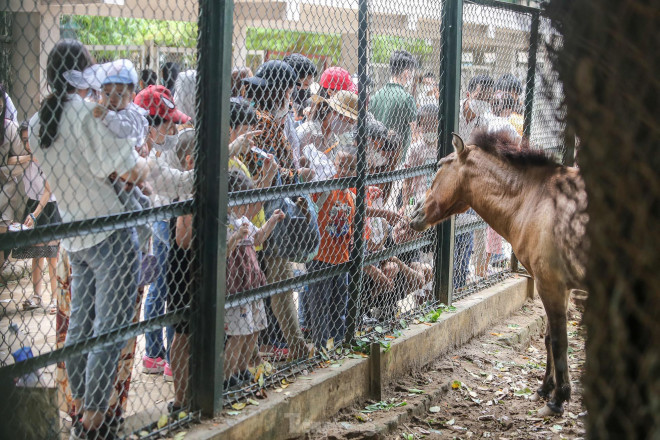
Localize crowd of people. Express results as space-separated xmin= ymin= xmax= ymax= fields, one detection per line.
xmin=0 ymin=37 xmax=526 ymax=439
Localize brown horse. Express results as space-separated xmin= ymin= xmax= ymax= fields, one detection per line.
xmin=409 ymin=129 xmax=588 ymax=416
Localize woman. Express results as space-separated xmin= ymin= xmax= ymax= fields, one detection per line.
xmin=28 ymin=39 xmax=148 ymax=439
xmin=16 ymin=121 xmax=61 ymax=313
xmin=0 ymin=85 xmax=30 ymax=272
xmin=241 ymin=60 xmax=315 ymax=360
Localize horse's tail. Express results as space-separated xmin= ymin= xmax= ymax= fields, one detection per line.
xmin=552 ymin=168 xmax=589 ymax=286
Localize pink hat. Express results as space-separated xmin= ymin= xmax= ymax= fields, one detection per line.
xmin=319 ymin=67 xmax=357 ymax=93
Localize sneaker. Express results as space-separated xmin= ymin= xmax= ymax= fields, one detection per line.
xmin=142 ymin=356 xmax=166 ymax=374
xmin=163 ymin=362 xmax=173 ymax=382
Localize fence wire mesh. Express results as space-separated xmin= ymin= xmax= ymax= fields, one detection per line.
xmin=1 ymin=1 xmax=199 ymax=438
xmin=0 ymin=0 xmax=565 ymax=438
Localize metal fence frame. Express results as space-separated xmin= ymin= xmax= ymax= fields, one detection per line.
xmin=0 ymin=0 xmax=556 ymax=423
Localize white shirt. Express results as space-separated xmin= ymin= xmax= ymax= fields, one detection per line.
xmin=458 ymin=98 xmax=495 ymax=139
xmin=29 ymin=94 xmax=139 ymax=251
xmin=101 ymin=102 xmax=148 ymax=147
xmin=146 ymin=149 xmax=194 ymax=206
xmin=487 ymin=116 xmax=522 ymax=143
xmin=283 ymin=113 xmax=301 ymax=167
xmin=23 ymin=161 xmax=56 ymax=202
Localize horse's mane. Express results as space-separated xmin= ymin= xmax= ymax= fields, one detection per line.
xmin=467 ymin=127 xmax=560 ymax=167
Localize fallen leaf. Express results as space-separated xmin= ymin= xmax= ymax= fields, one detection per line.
xmin=247 ymin=398 xmax=259 ymax=406
xmin=416 ymin=427 xmax=431 ymax=435
xmin=157 ymin=414 xmax=168 ymax=429
xmin=375 ymin=326 xmax=384 ymax=333
xmin=275 ymin=388 xmax=283 ymax=393
xmin=491 ymin=333 xmax=501 ymax=336
xmin=178 ymin=411 xmax=187 ymax=420
xmin=429 ymin=406 xmax=441 ymax=413
xmin=354 ymin=413 xmax=368 ymax=422
xmin=385 ymin=335 xmax=396 ymax=339
xmin=173 ymin=432 xmax=187 ymax=440
xmin=280 ymin=383 xmax=290 ymax=389
xmin=408 ymin=388 xmax=425 ymax=394
xmin=226 ymin=411 xmax=240 ymax=416
xmin=446 ymin=418 xmax=455 ymax=425
xmin=231 ymin=402 xmax=246 ymax=410
xmin=139 ymin=431 xmax=149 ymax=438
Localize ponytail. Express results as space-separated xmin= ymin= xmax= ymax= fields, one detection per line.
xmin=38 ymin=39 xmax=94 ymax=149
xmin=39 ymin=93 xmax=68 ymax=149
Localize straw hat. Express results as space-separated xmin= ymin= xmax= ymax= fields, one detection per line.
xmin=326 ymin=90 xmax=359 ymax=120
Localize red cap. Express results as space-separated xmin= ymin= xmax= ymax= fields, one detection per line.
xmin=134 ymin=85 xmax=191 ymax=124
xmin=319 ymin=67 xmax=357 ymax=93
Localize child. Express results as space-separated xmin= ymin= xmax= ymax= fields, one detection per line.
xmin=89 ymin=59 xmax=148 ymax=147
xmin=307 ymin=150 xmax=356 ymax=350
xmin=400 ymin=104 xmax=439 ymax=216
xmin=225 ymin=170 xmax=285 ymax=387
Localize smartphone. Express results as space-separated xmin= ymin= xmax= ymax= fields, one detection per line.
xmin=251 ymin=146 xmax=271 ymax=160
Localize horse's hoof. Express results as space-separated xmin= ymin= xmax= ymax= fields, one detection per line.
xmin=537 ymin=404 xmax=563 ymax=417
xmin=530 ymin=392 xmax=542 ymax=402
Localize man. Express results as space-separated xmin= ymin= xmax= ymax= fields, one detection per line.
xmin=282 ymin=53 xmax=318 ymax=165
xmin=457 ymin=74 xmax=495 ymax=285
xmin=369 ymin=50 xmax=419 ymax=168
xmin=459 ymin=74 xmax=495 ymax=139
xmin=493 ymin=73 xmax=524 ymax=136
xmin=283 ymin=53 xmax=318 ymax=106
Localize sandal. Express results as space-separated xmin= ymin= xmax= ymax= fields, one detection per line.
xmin=47 ymin=299 xmax=57 ymax=315
xmin=22 ymin=295 xmax=41 ymax=311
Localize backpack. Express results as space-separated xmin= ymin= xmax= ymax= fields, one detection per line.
xmin=263 ymin=175 xmax=320 ymax=263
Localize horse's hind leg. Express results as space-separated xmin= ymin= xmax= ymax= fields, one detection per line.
xmin=536 ymin=283 xmax=571 ymax=415
xmin=534 ymin=324 xmax=555 ymax=400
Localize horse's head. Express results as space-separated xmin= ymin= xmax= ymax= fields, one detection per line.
xmin=410 ymin=133 xmax=471 ymax=232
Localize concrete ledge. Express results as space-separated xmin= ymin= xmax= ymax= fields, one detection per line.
xmin=187 ymin=276 xmax=533 ymax=440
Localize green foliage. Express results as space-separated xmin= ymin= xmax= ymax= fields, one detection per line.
xmin=371 ymin=35 xmax=434 ymax=65
xmin=60 ymin=15 xmax=197 ymax=53
xmin=246 ymin=28 xmax=342 ymax=64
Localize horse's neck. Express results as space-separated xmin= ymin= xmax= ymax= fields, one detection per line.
xmin=463 ymin=158 xmax=540 ymax=243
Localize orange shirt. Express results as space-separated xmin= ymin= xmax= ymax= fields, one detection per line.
xmin=313 ymin=189 xmax=356 ymax=264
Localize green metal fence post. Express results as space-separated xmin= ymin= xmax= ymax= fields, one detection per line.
xmin=523 ymin=10 xmax=540 ymax=140
xmin=191 ymin=0 xmax=233 ymax=417
xmin=433 ymin=0 xmax=463 ymax=306
xmin=510 ymin=10 xmax=540 ymax=273
xmin=344 ymin=0 xmax=369 ymax=344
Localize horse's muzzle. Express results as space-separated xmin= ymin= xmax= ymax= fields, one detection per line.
xmin=409 ymin=199 xmax=430 ymax=232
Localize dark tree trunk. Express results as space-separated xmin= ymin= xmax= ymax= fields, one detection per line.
xmin=545 ymin=0 xmax=659 ymax=438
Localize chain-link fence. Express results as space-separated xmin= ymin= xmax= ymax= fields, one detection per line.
xmin=0 ymin=0 xmax=566 ymax=438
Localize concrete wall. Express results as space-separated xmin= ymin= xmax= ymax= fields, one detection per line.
xmin=184 ymin=276 xmax=533 ymax=440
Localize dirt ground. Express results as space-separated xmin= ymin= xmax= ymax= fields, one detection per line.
xmin=301 ymin=298 xmax=586 ymax=440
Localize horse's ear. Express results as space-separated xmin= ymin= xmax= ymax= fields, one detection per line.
xmin=452 ymin=133 xmax=466 ymax=156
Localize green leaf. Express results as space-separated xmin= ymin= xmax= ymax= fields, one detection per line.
xmin=408 ymin=388 xmax=425 ymax=394
xmin=375 ymin=326 xmax=384 ymax=333
xmin=514 ymin=387 xmax=533 ymax=396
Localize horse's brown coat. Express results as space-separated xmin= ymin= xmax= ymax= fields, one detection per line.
xmin=410 ymin=128 xmax=588 ymax=415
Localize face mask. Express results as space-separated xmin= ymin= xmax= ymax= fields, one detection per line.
xmin=330 ymin=116 xmax=354 ymax=135
xmin=422 ymin=132 xmax=438 ymax=145
xmin=368 ymin=149 xmax=388 ymax=167
xmin=155 ymin=132 xmax=179 ymax=152
xmin=468 ymin=99 xmax=491 ymax=116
